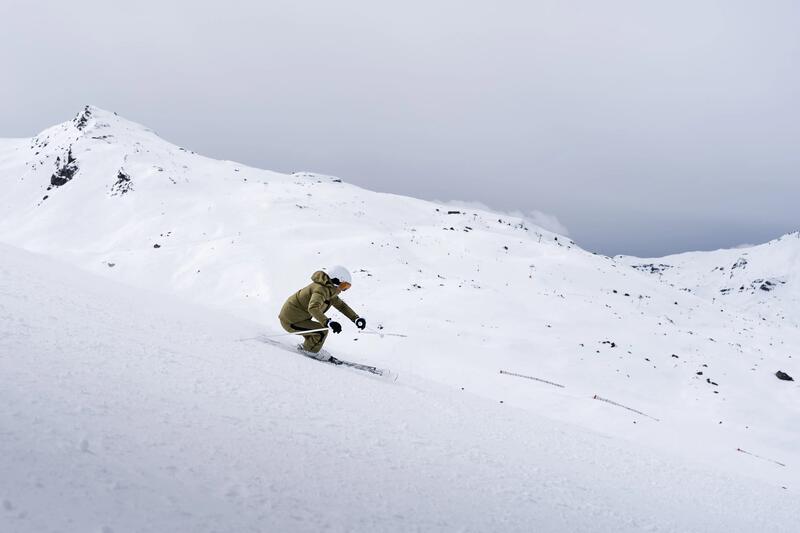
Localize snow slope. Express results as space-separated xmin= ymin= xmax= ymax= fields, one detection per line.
xmin=1 ymin=107 xmax=799 ymax=529
xmin=0 ymin=242 xmax=796 ymax=532
xmin=619 ymin=232 xmax=800 ymax=325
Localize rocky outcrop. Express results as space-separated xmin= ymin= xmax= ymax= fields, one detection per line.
xmin=110 ymin=169 xmax=133 ymax=196
xmin=631 ymin=263 xmax=673 ymax=275
xmin=73 ymin=105 xmax=93 ymax=131
xmin=49 ymin=148 xmax=79 ymax=187
xmin=751 ymin=278 xmax=785 ymax=292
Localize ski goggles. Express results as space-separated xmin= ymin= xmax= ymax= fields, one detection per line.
xmin=338 ymin=281 xmax=352 ymax=291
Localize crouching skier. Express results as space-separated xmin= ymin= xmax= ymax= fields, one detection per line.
xmin=278 ymin=265 xmax=367 ymax=360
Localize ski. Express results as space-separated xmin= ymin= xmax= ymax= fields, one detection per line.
xmin=246 ymin=335 xmax=397 ymax=381
xmin=301 ymin=351 xmax=397 ymax=381
xmin=300 ymin=349 xmax=398 ymax=381
xmin=328 ymin=356 xmax=385 ymax=376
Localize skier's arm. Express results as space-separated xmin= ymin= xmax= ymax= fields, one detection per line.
xmin=307 ymin=290 xmax=332 ymax=326
xmin=331 ymin=295 xmax=359 ymax=323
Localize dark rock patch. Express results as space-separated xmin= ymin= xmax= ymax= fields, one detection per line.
xmin=110 ymin=169 xmax=133 ymax=196
xmin=73 ymin=105 xmax=92 ymax=130
xmin=731 ymin=257 xmax=748 ymax=270
xmin=754 ymin=279 xmax=785 ymax=292
xmin=50 ymin=148 xmax=79 ymax=187
xmin=631 ymin=263 xmax=673 ymax=275
xmin=736 ymin=278 xmax=786 ymax=293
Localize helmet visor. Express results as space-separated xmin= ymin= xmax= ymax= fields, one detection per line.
xmin=338 ymin=281 xmax=352 ymax=291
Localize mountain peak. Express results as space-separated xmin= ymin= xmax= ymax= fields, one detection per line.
xmin=69 ymin=105 xmax=152 ymax=135
xmin=18 ymin=106 xmax=172 ymax=191
xmin=73 ymin=105 xmax=101 ymax=130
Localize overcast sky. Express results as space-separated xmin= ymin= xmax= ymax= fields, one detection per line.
xmin=2 ymin=0 xmax=798 ymax=256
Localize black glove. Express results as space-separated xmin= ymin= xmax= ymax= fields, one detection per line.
xmin=326 ymin=319 xmax=342 ymax=334
xmin=355 ymin=317 xmax=366 ymax=330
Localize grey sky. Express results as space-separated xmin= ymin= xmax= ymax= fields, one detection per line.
xmin=2 ymin=0 xmax=799 ymax=257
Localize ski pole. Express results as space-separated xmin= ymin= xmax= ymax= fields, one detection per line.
xmin=362 ymin=327 xmax=408 ymax=338
xmin=235 ymin=328 xmax=330 ymax=342
xmin=264 ymin=328 xmax=330 ymax=338
xmin=364 ymin=326 xmax=383 ymax=338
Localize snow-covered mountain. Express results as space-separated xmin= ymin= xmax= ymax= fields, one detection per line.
xmin=2 ymin=106 xmax=798 ymax=530
xmin=619 ymin=233 xmax=800 ymax=325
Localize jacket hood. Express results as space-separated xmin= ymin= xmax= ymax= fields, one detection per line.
xmin=311 ymin=270 xmax=333 ymax=286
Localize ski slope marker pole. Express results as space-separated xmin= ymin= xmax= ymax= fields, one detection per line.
xmin=736 ymin=448 xmax=786 ymax=467
xmin=500 ymin=370 xmax=565 ymax=388
xmin=592 ymin=394 xmax=660 ymax=421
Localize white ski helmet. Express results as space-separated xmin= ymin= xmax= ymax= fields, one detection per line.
xmin=323 ymin=265 xmax=352 ymax=286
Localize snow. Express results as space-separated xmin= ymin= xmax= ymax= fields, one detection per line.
xmin=618 ymin=232 xmax=800 ymax=324
xmin=1 ymin=243 xmax=796 ymax=532
xmin=1 ymin=106 xmax=799 ymax=531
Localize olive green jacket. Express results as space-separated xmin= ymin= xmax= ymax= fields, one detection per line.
xmin=279 ymin=271 xmax=359 ymax=327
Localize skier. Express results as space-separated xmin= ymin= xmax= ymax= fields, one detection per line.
xmin=278 ymin=266 xmax=367 ymax=360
